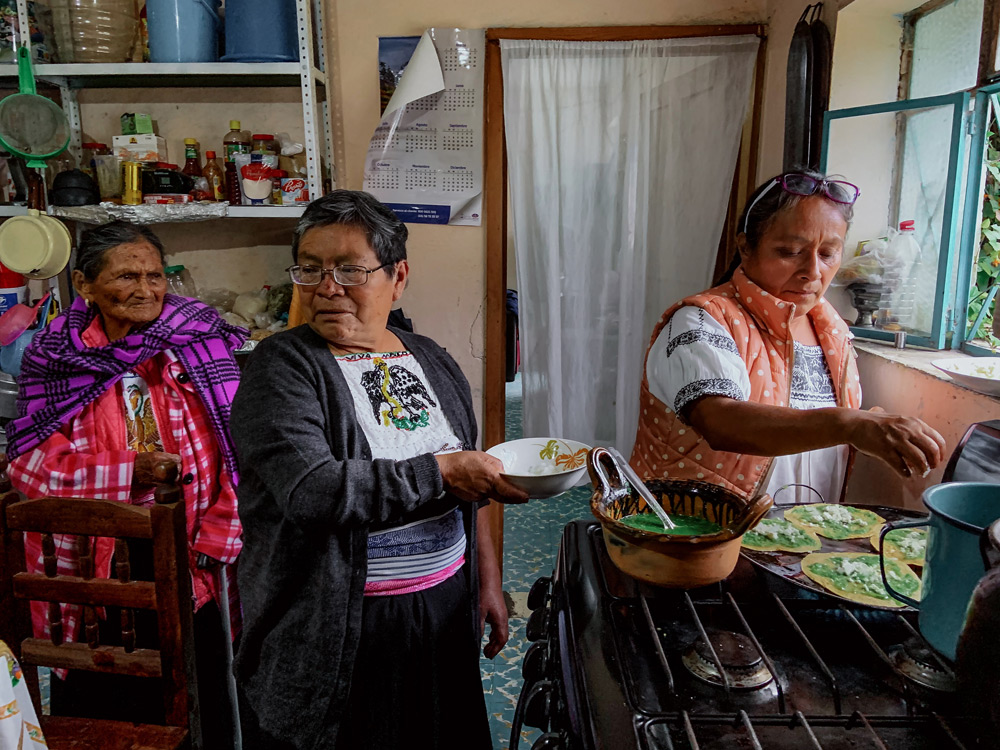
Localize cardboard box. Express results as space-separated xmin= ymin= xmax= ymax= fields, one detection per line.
xmin=120 ymin=113 xmax=154 ymax=135
xmin=113 ymin=134 xmax=168 ymax=164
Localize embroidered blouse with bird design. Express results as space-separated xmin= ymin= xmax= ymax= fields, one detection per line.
xmin=334 ymin=350 xmax=466 ymax=596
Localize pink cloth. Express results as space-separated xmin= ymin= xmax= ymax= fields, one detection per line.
xmin=363 ymin=556 xmax=465 ymax=597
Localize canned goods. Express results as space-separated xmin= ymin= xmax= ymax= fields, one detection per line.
xmin=122 ymin=161 xmax=142 ymax=205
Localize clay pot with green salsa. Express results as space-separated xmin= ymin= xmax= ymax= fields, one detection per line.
xmin=588 ymin=447 xmax=772 ymax=589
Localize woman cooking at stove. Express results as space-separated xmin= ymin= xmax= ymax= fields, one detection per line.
xmin=630 ymin=170 xmax=946 ymax=504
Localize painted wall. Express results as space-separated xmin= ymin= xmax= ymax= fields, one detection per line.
xmin=848 ymin=346 xmax=1000 ymax=509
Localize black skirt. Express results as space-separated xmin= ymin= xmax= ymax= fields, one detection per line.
xmin=335 ymin=569 xmax=492 ymax=750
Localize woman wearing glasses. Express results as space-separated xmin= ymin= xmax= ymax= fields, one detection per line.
xmin=630 ymin=170 xmax=946 ymax=504
xmin=230 ymin=190 xmax=527 ymax=749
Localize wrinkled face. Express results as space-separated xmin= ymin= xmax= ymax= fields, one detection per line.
xmin=296 ymin=224 xmax=407 ymax=351
xmin=739 ymin=195 xmax=847 ymax=318
xmin=75 ymin=241 xmax=166 ymax=340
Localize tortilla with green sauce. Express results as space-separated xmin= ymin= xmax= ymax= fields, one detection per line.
xmin=785 ymin=503 xmax=885 ymax=540
xmin=870 ymin=527 xmax=928 ymax=566
xmin=742 ymin=518 xmax=822 ymax=552
xmin=801 ymin=552 xmax=921 ymax=608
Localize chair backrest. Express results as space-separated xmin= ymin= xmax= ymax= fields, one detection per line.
xmin=0 ymin=459 xmax=201 ymax=746
xmin=943 ymin=420 xmax=1000 ymax=484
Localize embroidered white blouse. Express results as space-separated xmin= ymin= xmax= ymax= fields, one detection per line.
xmin=646 ymin=306 xmax=849 ymax=504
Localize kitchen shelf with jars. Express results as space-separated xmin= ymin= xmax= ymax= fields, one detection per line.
xmin=0 ymin=0 xmax=335 ymax=219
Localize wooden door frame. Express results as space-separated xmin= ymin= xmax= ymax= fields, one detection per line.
xmin=482 ymin=24 xmax=767 ymax=571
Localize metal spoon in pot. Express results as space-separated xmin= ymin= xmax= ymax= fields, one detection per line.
xmin=606 ymin=447 xmax=676 ymax=531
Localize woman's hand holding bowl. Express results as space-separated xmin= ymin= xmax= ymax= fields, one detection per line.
xmin=436 ymin=451 xmax=530 ymax=504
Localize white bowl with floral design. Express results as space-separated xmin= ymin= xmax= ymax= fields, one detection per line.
xmin=486 ymin=437 xmax=592 ymax=499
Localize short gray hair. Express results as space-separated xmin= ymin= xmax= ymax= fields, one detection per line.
xmin=292 ymin=190 xmax=408 ymax=272
xmin=75 ymin=221 xmax=165 ymax=281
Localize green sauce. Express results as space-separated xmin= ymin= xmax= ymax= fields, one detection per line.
xmin=619 ymin=512 xmax=722 ymax=536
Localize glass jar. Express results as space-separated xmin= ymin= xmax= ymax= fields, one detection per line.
xmin=81 ymin=141 xmax=109 ymax=180
xmin=251 ymin=134 xmax=278 ymax=156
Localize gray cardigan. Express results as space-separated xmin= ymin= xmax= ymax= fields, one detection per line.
xmin=230 ymin=324 xmax=480 ymax=750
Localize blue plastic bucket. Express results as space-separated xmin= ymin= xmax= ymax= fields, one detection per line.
xmin=222 ymin=0 xmax=299 ymax=62
xmin=146 ymin=0 xmax=222 ymax=63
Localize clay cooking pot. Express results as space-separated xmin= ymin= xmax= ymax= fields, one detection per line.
xmin=589 ymin=447 xmax=772 ymax=588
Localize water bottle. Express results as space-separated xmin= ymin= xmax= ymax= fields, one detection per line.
xmin=164 ymin=264 xmax=197 ymax=299
xmin=875 ymin=220 xmax=920 ymax=330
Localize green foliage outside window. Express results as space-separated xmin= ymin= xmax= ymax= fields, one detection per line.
xmin=970 ymin=126 xmax=1000 ymax=349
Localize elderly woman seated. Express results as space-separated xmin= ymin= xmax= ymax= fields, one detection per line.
xmin=231 ymin=190 xmax=528 ymax=749
xmin=5 ymin=220 xmax=245 ymax=745
xmin=631 ymin=170 xmax=946 ymax=502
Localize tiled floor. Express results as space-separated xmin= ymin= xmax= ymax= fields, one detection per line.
xmin=480 ymin=376 xmax=592 ymax=749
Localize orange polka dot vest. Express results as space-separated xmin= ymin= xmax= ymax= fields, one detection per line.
xmin=629 ymin=267 xmax=862 ymax=500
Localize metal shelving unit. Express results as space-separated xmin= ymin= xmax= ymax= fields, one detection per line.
xmin=8 ymin=0 xmax=334 ymax=211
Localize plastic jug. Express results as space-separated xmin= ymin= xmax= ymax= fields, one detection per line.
xmin=222 ymin=0 xmax=298 ymax=62
xmin=0 ymin=293 xmax=52 ymax=377
xmin=146 ymin=0 xmax=221 ymax=63
xmin=874 ymin=220 xmax=921 ymax=330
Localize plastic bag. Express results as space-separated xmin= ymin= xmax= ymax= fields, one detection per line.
xmin=833 ymin=251 xmax=884 ymax=286
xmin=200 ymin=287 xmax=238 ymax=313
xmin=267 ymin=282 xmax=294 ymax=317
xmin=232 ymin=289 xmax=268 ymax=321
xmin=221 ymin=311 xmax=251 ymax=328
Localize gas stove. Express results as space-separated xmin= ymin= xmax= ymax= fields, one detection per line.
xmin=512 ymin=521 xmax=992 ymax=750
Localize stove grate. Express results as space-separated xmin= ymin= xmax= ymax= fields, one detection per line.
xmin=724 ymin=592 xmax=785 ymax=712
xmin=655 ymin=710 xmax=973 ymax=749
xmin=683 ymin=592 xmax=731 ymax=693
xmin=641 ymin=590 xmax=676 ymax=695
xmin=772 ymin=593 xmax=843 ymax=715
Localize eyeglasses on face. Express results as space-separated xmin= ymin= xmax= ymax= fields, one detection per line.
xmin=742 ymin=172 xmax=860 ymax=233
xmin=286 ymin=263 xmax=391 ymax=287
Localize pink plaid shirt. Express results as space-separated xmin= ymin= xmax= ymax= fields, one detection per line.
xmin=9 ymin=318 xmax=241 ymax=655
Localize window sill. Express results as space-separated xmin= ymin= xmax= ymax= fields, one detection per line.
xmin=853 ymin=340 xmax=1000 ymax=402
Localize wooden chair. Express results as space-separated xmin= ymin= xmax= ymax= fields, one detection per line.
xmin=0 ymin=458 xmax=202 ymax=750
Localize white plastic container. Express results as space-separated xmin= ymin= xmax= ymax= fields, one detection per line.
xmin=0 ymin=286 xmax=24 ymax=315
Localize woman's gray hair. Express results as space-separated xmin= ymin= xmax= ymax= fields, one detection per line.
xmin=74 ymin=220 xmax=165 ymax=281
xmin=292 ymin=190 xmax=408 ymax=271
xmin=739 ymin=168 xmax=854 ymax=251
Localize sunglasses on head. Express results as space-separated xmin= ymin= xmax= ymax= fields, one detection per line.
xmin=742 ymin=173 xmax=860 ymax=234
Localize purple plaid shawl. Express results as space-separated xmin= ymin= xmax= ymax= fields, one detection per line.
xmin=6 ymin=293 xmax=248 ymax=478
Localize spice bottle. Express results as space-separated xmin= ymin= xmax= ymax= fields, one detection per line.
xmin=181 ymin=138 xmax=202 ymax=178
xmin=202 ymin=150 xmax=224 ymax=201
xmin=223 ymin=120 xmax=251 ymax=164
xmin=271 ymin=169 xmax=286 ymax=205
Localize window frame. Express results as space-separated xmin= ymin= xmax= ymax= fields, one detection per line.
xmin=820 ymin=91 xmax=971 ymax=350
xmin=955 ymin=80 xmax=1000 ymax=354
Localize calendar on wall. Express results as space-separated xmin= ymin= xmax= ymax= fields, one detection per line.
xmin=364 ymin=28 xmax=485 ymax=226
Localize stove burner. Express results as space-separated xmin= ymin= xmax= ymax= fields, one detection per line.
xmin=681 ymin=631 xmax=774 ymax=690
xmin=888 ymin=638 xmax=957 ymax=693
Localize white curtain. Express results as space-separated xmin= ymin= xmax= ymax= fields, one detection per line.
xmin=501 ymin=36 xmax=759 ymax=454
